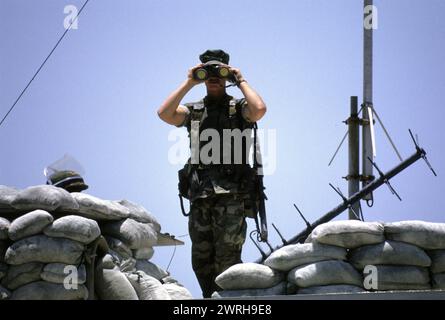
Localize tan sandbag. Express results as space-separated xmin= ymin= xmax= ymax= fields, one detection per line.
xmin=211 ymin=282 xmax=287 ymax=299
xmin=95 ymin=266 xmax=138 ymax=300
xmin=41 ymin=263 xmax=86 ymax=285
xmin=132 ymin=247 xmax=154 ymax=260
xmin=5 ymin=235 xmax=84 ymax=265
xmin=71 ymin=192 xmax=130 ymax=221
xmin=349 ymin=241 xmax=431 ymax=269
xmin=115 ymin=200 xmax=161 ymax=230
xmin=126 ymin=271 xmax=171 ymax=300
xmin=8 ymin=210 xmax=53 ymax=241
xmin=1 ymin=262 xmax=44 ymax=290
xmin=309 ymin=220 xmax=385 ymax=249
xmin=105 ymin=236 xmax=133 ymax=260
xmin=0 ymin=218 xmax=10 ymax=240
xmin=44 ymin=215 xmax=100 ymax=244
xmin=385 ymin=220 xmax=445 ymax=250
xmin=287 ymin=260 xmax=363 ymax=288
xmin=298 ymin=285 xmax=366 ymax=295
xmin=215 ymin=263 xmax=283 ymax=290
xmin=102 ymin=219 xmax=158 ymax=249
xmin=135 ymin=260 xmax=169 ymax=280
xmin=0 ymin=185 xmax=19 ymax=211
xmin=428 ymin=249 xmax=445 ymax=274
xmin=264 ymin=242 xmax=347 ymax=271
xmin=163 ymin=283 xmax=193 ymax=299
xmin=372 ymin=265 xmax=430 ymax=291
xmin=11 ymin=185 xmax=79 ymax=212
xmin=11 ymin=281 xmax=88 ymax=300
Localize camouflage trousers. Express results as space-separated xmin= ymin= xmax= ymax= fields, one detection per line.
xmin=188 ymin=193 xmax=247 ymax=298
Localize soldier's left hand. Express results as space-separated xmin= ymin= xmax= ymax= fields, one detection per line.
xmin=228 ymin=66 xmax=246 ymax=83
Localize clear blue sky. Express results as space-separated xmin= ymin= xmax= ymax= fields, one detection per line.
xmin=1 ymin=0 xmax=444 ymax=297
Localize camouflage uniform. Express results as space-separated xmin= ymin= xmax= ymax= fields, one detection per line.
xmin=178 ymin=94 xmax=256 ymax=298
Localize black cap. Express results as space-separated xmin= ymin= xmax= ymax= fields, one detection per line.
xmin=199 ymin=49 xmax=230 ymax=65
xmin=47 ymin=170 xmax=89 ymax=193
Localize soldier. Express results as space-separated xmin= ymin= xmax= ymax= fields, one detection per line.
xmin=157 ymin=49 xmax=267 ymax=298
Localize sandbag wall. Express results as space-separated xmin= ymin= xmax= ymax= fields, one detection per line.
xmin=0 ymin=185 xmax=192 ymax=300
xmin=212 ymin=220 xmax=445 ymax=298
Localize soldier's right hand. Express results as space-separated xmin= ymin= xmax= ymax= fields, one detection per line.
xmin=187 ymin=64 xmax=205 ymax=86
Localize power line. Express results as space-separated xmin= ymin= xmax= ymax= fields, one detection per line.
xmin=0 ymin=0 xmax=91 ymax=128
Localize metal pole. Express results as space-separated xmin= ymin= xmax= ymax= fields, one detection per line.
xmin=256 ymin=147 xmax=426 ymax=262
xmin=348 ymin=96 xmax=360 ymax=219
xmin=362 ymin=0 xmax=374 ymax=200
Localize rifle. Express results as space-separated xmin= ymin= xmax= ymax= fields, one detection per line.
xmin=252 ymin=122 xmax=268 ymax=242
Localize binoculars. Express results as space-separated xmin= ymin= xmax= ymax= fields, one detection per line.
xmin=193 ymin=64 xmax=235 ymax=82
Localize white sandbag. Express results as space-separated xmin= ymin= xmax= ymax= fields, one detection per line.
xmin=211 ymin=282 xmax=287 ymax=299
xmin=432 ymin=273 xmax=445 ymax=290
xmin=0 ymin=262 xmax=7 ymax=280
xmin=8 ymin=210 xmax=53 ymax=241
xmin=385 ymin=220 xmax=445 ymax=250
xmin=126 ymin=271 xmax=171 ymax=300
xmin=0 ymin=217 xmax=10 ymax=240
xmin=102 ymin=219 xmax=158 ymax=249
xmin=2 ymin=262 xmax=44 ymax=290
xmin=41 ymin=263 xmax=86 ymax=285
xmin=71 ymin=192 xmax=130 ymax=221
xmin=264 ymin=242 xmax=347 ymax=271
xmin=287 ymin=260 xmax=363 ymax=288
xmin=115 ymin=200 xmax=161 ymax=230
xmin=11 ymin=185 xmax=79 ymax=212
xmin=0 ymin=185 xmax=19 ymax=210
xmin=11 ymin=281 xmax=88 ymax=300
xmin=428 ymin=250 xmax=445 ymax=274
xmin=5 ymin=235 xmax=84 ymax=265
xmin=0 ymin=285 xmax=11 ymax=300
xmin=119 ymin=257 xmax=137 ymax=273
xmin=162 ymin=276 xmax=179 ymax=284
xmin=163 ymin=283 xmax=193 ymax=299
xmin=135 ymin=260 xmax=169 ymax=280
xmin=133 ymin=247 xmax=154 ymax=260
xmin=349 ymin=241 xmax=431 ymax=269
xmin=44 ymin=215 xmax=100 ymax=244
xmin=310 ymin=220 xmax=385 ymax=249
xmin=95 ymin=266 xmax=138 ymax=300
xmin=372 ymin=265 xmax=430 ymax=291
xmin=97 ymin=254 xmax=118 ymax=270
xmin=105 ymin=237 xmax=133 ymax=260
xmin=215 ymin=263 xmax=283 ymax=290
xmin=298 ymin=285 xmax=366 ymax=295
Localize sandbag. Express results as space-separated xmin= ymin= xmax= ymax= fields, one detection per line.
xmin=126 ymin=271 xmax=171 ymax=300
xmin=115 ymin=200 xmax=161 ymax=230
xmin=162 ymin=275 xmax=180 ymax=284
xmin=163 ymin=283 xmax=193 ymax=299
xmin=298 ymin=285 xmax=366 ymax=295
xmin=215 ymin=263 xmax=283 ymax=290
xmin=41 ymin=263 xmax=86 ymax=285
xmin=287 ymin=260 xmax=363 ymax=288
xmin=0 ymin=185 xmax=19 ymax=210
xmin=1 ymin=262 xmax=44 ymax=290
xmin=102 ymin=219 xmax=158 ymax=249
xmin=432 ymin=273 xmax=445 ymax=289
xmin=97 ymin=254 xmax=118 ymax=270
xmin=385 ymin=220 xmax=445 ymax=250
xmin=105 ymin=237 xmax=133 ymax=260
xmin=310 ymin=220 xmax=385 ymax=249
xmin=0 ymin=285 xmax=11 ymax=300
xmin=8 ymin=210 xmax=53 ymax=241
xmin=211 ymin=282 xmax=287 ymax=299
xmin=428 ymin=250 xmax=445 ymax=274
xmin=5 ymin=235 xmax=84 ymax=265
xmin=0 ymin=218 xmax=10 ymax=240
xmin=71 ymin=192 xmax=129 ymax=221
xmin=11 ymin=281 xmax=88 ymax=300
xmin=349 ymin=241 xmax=431 ymax=269
xmin=11 ymin=185 xmax=79 ymax=212
xmin=372 ymin=265 xmax=430 ymax=291
xmin=135 ymin=260 xmax=169 ymax=280
xmin=133 ymin=247 xmax=154 ymax=260
xmin=95 ymin=266 xmax=138 ymax=300
xmin=264 ymin=242 xmax=347 ymax=271
xmin=44 ymin=215 xmax=100 ymax=244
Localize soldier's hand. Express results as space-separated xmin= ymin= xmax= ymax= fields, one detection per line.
xmin=187 ymin=64 xmax=205 ymax=86
xmin=228 ymin=66 xmax=246 ymax=84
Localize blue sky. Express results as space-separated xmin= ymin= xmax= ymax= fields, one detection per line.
xmin=1 ymin=0 xmax=444 ymax=297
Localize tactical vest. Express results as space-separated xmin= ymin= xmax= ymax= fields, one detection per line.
xmin=183 ymin=95 xmax=254 ymax=168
